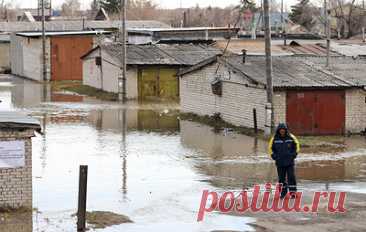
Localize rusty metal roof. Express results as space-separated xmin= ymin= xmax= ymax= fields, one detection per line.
xmin=219 ymin=55 xmax=361 ymax=88
xmin=98 ymin=43 xmax=222 ymax=66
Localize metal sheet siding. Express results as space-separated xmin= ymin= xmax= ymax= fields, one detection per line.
xmin=286 ymin=90 xmax=345 ymax=135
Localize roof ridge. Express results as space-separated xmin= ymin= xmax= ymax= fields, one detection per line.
xmin=218 ymin=56 xmax=262 ymax=85
xmin=302 ymin=60 xmax=354 ymax=86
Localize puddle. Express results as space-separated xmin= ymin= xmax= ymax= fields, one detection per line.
xmin=0 ymin=75 xmax=365 ymax=231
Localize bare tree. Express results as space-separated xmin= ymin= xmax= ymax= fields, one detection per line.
xmin=61 ymin=0 xmax=81 ymax=17
xmin=329 ymin=0 xmax=363 ymax=38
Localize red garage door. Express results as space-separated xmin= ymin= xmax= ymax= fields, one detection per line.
xmin=286 ymin=90 xmax=345 ymax=135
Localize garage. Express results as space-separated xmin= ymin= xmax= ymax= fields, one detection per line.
xmin=10 ymin=31 xmax=112 ymax=82
xmin=286 ymin=90 xmax=346 ymax=135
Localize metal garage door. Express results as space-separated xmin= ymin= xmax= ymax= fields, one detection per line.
xmin=51 ymin=36 xmax=93 ymax=81
xmin=286 ymin=90 xmax=345 ymax=135
xmin=138 ymin=67 xmax=179 ymax=100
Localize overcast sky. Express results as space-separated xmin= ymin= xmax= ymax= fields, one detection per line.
xmin=11 ymin=0 xmax=299 ymax=10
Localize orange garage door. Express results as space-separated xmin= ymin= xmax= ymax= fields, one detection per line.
xmin=51 ymin=36 xmax=93 ymax=81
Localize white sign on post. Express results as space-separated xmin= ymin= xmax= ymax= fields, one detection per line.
xmin=0 ymin=140 xmax=25 ymax=168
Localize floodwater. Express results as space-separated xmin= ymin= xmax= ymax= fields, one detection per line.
xmin=0 ymin=75 xmax=366 ymax=231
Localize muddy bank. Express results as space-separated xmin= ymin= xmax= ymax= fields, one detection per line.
xmin=85 ymin=211 xmax=133 ymax=229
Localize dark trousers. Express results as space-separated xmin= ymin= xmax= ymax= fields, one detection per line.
xmin=276 ymin=165 xmax=297 ymax=196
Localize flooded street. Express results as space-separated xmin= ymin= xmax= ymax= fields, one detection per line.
xmin=1 ymin=75 xmax=366 ymax=231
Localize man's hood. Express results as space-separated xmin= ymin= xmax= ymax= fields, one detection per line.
xmin=275 ymin=123 xmax=289 ymax=136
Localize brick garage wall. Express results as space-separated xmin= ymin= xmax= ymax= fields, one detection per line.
xmin=346 ymin=89 xmax=366 ymax=133
xmin=273 ymin=91 xmax=286 ymax=125
xmin=0 ymin=129 xmax=34 ymax=209
xmin=180 ymin=63 xmax=268 ymax=129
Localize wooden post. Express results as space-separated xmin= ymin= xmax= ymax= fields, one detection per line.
xmin=77 ymin=165 xmax=88 ymax=231
xmin=253 ymin=108 xmax=258 ymax=134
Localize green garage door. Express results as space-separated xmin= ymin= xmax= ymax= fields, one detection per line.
xmin=138 ymin=67 xmax=179 ymax=100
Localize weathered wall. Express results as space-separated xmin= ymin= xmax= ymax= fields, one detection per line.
xmin=10 ymin=35 xmax=51 ymax=81
xmin=180 ymin=63 xmax=268 ymax=130
xmin=0 ymin=129 xmax=34 ymax=209
xmin=346 ymin=89 xmax=366 ymax=133
xmin=0 ymin=42 xmax=10 ymax=72
xmin=83 ymin=48 xmax=138 ymax=99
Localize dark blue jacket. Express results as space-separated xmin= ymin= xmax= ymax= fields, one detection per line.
xmin=268 ymin=123 xmax=300 ymax=167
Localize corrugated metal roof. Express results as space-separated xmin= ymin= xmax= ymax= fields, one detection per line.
xmin=220 ymin=55 xmax=359 ymax=88
xmin=16 ymin=30 xmax=112 ymax=37
xmin=0 ymin=112 xmax=41 ymax=130
xmin=100 ymin=43 xmax=222 ymax=66
xmin=0 ymin=20 xmax=170 ymax=33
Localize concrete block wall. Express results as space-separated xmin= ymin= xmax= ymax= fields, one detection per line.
xmin=0 ymin=129 xmax=34 ymax=209
xmin=346 ymin=89 xmax=366 ymax=133
xmin=10 ymin=35 xmax=51 ymax=81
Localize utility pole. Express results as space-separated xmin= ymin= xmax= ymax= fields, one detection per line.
xmin=263 ymin=0 xmax=274 ymax=135
xmin=119 ymin=0 xmax=127 ymax=102
xmin=325 ymin=0 xmax=330 ymax=67
xmin=281 ymin=0 xmax=286 ymax=46
xmin=41 ymin=0 xmax=47 ymax=81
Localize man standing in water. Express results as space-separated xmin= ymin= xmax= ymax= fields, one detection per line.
xmin=268 ymin=123 xmax=300 ymax=198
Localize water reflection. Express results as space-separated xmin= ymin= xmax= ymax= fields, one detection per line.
xmin=88 ymin=109 xmax=179 ymax=133
xmin=180 ymin=120 xmax=366 ymax=189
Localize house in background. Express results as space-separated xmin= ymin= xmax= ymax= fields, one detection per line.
xmin=11 ymin=30 xmax=112 ymax=81
xmin=81 ymin=43 xmax=221 ymax=100
xmin=178 ymin=54 xmax=366 ymax=135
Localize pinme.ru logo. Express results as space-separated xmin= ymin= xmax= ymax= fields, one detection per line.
xmin=197 ymin=183 xmax=346 ymax=221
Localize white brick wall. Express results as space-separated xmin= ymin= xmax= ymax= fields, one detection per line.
xmin=346 ymin=89 xmax=366 ymax=133
xmin=0 ymin=129 xmax=35 ymax=209
xmin=273 ymin=91 xmax=286 ymax=125
xmin=180 ymin=63 xmax=268 ymax=130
